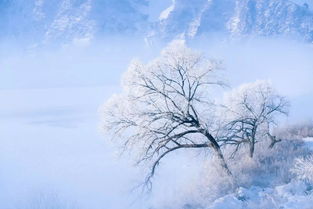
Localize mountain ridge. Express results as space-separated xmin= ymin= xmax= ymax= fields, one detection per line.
xmin=156 ymin=0 xmax=313 ymax=42
xmin=1 ymin=0 xmax=313 ymax=45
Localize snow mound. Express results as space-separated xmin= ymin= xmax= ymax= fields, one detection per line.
xmin=208 ymin=181 xmax=313 ymax=209
xmin=304 ymin=137 xmax=313 ymax=150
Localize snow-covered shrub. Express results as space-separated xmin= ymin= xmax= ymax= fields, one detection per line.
xmin=228 ymin=137 xmax=312 ymax=187
xmin=168 ymin=155 xmax=236 ymax=209
xmin=198 ymin=156 xmax=236 ymax=201
xmin=176 ymin=137 xmax=312 ymax=208
xmin=289 ymin=120 xmax=313 ymax=138
xmin=292 ymin=155 xmax=313 ymax=184
xmin=275 ymin=120 xmax=313 ymax=139
xmin=207 ymin=181 xmax=313 ymax=209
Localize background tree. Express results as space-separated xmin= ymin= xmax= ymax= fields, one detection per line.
xmin=219 ymin=80 xmax=289 ymax=158
xmin=101 ymin=41 xmax=232 ymax=188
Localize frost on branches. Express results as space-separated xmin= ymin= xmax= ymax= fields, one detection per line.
xmin=292 ymin=155 xmax=313 ymax=183
xmin=101 ymin=42 xmax=290 ymax=190
xmin=219 ymin=80 xmax=289 ymax=158
xmin=101 ymin=41 xmax=232 ymax=188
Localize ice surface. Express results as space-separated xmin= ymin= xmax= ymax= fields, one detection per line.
xmin=0 ymin=86 xmax=146 ymax=209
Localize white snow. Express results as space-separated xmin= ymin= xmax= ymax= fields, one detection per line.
xmin=304 ymin=137 xmax=313 ymax=150
xmin=0 ymin=86 xmax=146 ymax=209
xmin=208 ymin=181 xmax=313 ymax=209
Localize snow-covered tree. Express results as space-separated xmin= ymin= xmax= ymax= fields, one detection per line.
xmin=292 ymin=155 xmax=313 ymax=183
xmin=101 ymin=41 xmax=232 ymax=188
xmin=220 ymin=80 xmax=289 ymax=158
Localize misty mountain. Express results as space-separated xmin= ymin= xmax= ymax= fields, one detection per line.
xmin=0 ymin=0 xmax=148 ymax=44
xmin=156 ymin=0 xmax=313 ymax=42
xmin=1 ymin=0 xmax=313 ymax=44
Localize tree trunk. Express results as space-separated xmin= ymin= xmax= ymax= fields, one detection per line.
xmin=199 ymin=128 xmax=232 ymax=176
xmin=249 ymin=127 xmax=257 ymax=158
xmin=249 ymin=142 xmax=254 ymax=158
xmin=211 ymin=141 xmax=233 ymax=176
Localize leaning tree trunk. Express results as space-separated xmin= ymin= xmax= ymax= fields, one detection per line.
xmin=199 ymin=128 xmax=233 ymax=176
xmin=211 ymin=140 xmax=233 ymax=176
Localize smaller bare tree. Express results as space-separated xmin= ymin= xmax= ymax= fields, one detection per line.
xmin=101 ymin=41 xmax=232 ymax=189
xmin=219 ymin=80 xmax=289 ymax=158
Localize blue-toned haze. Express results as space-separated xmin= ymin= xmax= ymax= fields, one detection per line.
xmin=0 ymin=1 xmax=313 ymax=209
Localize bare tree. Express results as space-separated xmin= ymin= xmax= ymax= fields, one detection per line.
xmin=101 ymin=41 xmax=232 ymax=188
xmin=219 ymin=80 xmax=289 ymax=158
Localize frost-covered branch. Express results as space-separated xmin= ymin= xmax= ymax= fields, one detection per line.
xmin=101 ymin=41 xmax=232 ymax=189
xmin=219 ymin=80 xmax=289 ymax=158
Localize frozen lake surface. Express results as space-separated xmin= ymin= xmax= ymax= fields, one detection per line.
xmin=0 ymin=86 xmax=146 ymax=209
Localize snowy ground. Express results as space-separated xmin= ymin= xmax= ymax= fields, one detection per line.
xmin=0 ymin=86 xmax=147 ymax=209
xmin=0 ymin=86 xmax=204 ymax=209
xmin=208 ymin=181 xmax=313 ymax=209
xmin=206 ymin=138 xmax=313 ymax=209
xmin=304 ymin=137 xmax=313 ymax=150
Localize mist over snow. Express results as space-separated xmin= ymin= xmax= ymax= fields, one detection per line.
xmin=1 ymin=1 xmax=313 ymax=209
xmin=189 ymin=37 xmax=313 ymax=122
xmin=0 ymin=39 xmax=205 ymax=209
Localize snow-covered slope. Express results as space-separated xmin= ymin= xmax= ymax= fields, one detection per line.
xmin=207 ymin=181 xmax=313 ymax=209
xmin=157 ymin=0 xmax=313 ymax=42
xmin=0 ymin=0 xmax=148 ymax=44
xmin=1 ymin=0 xmax=313 ymax=44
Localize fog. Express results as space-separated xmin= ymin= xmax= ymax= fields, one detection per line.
xmin=0 ymin=34 xmax=313 ymax=209
xmin=191 ymin=37 xmax=313 ymax=121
